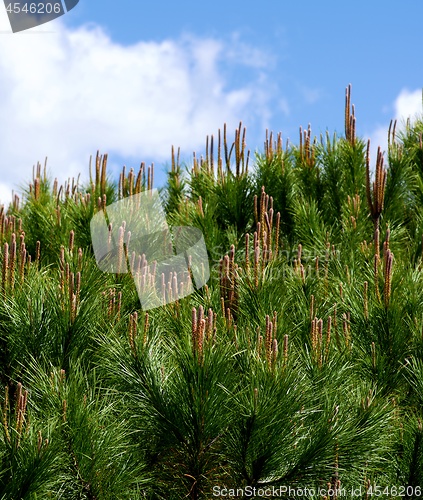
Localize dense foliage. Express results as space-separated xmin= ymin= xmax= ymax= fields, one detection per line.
xmin=1 ymin=87 xmax=423 ymax=498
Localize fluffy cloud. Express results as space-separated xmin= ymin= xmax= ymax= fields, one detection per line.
xmin=0 ymin=9 xmax=273 ymax=204
xmin=369 ymin=88 xmax=423 ymax=164
xmin=395 ymin=88 xmax=423 ymax=123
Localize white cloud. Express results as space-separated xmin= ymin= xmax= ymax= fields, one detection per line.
xmin=0 ymin=9 xmax=274 ymax=205
xmin=368 ymin=88 xmax=423 ymax=168
xmin=367 ymin=125 xmax=389 ymax=171
xmin=395 ymin=88 xmax=422 ymax=123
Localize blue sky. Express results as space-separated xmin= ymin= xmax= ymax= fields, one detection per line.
xmin=0 ymin=1 xmax=422 ymax=203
